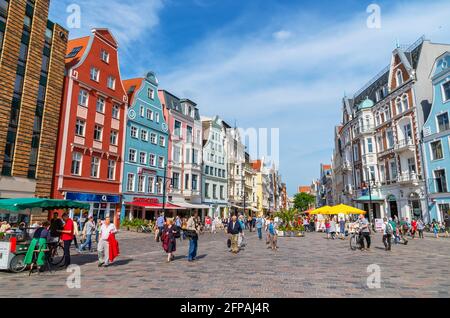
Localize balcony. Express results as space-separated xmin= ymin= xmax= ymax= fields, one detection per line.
xmin=343 ymin=161 xmax=352 ymax=171
xmin=394 ymin=138 xmax=415 ymax=153
xmin=397 ymin=172 xmax=420 ymax=185
xmin=355 ymin=125 xmax=375 ymax=137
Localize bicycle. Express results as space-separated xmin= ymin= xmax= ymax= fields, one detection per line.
xmin=350 ymin=230 xmax=362 ymax=251
xmin=47 ymin=239 xmax=65 ymax=266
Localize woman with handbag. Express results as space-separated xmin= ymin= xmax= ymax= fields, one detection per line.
xmin=161 ymin=219 xmax=178 ymax=263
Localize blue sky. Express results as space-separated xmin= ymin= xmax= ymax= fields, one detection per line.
xmin=49 ymin=0 xmax=450 ymax=196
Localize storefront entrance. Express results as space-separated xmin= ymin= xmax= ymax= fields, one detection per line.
xmin=387 ymin=195 xmax=398 ymax=219
xmin=408 ymin=193 xmax=423 ymax=220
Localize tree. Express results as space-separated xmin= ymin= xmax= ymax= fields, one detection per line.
xmin=293 ymin=193 xmax=316 ymax=212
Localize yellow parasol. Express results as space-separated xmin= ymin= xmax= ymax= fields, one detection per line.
xmin=330 ymin=204 xmax=366 ymax=215
xmin=309 ymin=206 xmax=333 ymax=215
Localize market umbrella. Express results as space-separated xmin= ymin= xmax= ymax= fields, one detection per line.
xmin=309 ymin=206 xmax=333 ymax=215
xmin=0 ymin=198 xmax=90 ymax=212
xmin=330 ymin=204 xmax=366 ymax=215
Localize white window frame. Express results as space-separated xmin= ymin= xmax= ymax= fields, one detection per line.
xmin=139 ymin=152 xmax=147 ymax=165
xmin=141 ymin=129 xmax=148 ymax=142
xmin=75 ymin=119 xmax=85 ymax=137
xmin=137 ymin=175 xmax=146 ymax=193
xmin=90 ymin=67 xmax=100 ymax=82
xmin=146 ymin=109 xmax=154 ymax=121
xmin=150 ymin=133 xmax=157 ymax=144
xmin=441 ymin=80 xmax=450 ymax=103
xmin=71 ymin=152 xmax=82 ymax=176
xmin=101 ymin=49 xmax=110 ymax=63
xmin=127 ymin=173 xmax=135 ymax=192
xmin=107 ymin=160 xmax=116 ymax=180
xmin=149 ymin=154 xmax=156 ymax=166
xmin=78 ymin=89 xmax=89 ymax=107
xmin=94 ymin=125 xmax=103 ymax=142
xmin=107 ymin=76 xmax=116 ymax=90
xmin=140 ymin=105 xmax=145 ymax=117
xmin=129 ymin=148 xmax=137 ymax=163
xmin=130 ymin=126 xmax=138 ymax=139
xmin=159 ymin=136 xmax=165 ymax=147
xmin=112 ymin=104 xmax=120 ymax=119
xmin=110 ymin=130 xmax=118 ymax=145
xmin=90 ymin=156 xmax=100 ymax=178
xmin=430 ymin=139 xmax=444 ymax=161
xmin=147 ymin=176 xmax=155 ymax=193
xmin=96 ymin=97 xmax=105 ymax=113
xmin=148 ymin=88 xmax=155 ymax=100
xmin=158 ymin=156 xmax=165 ymax=168
xmin=396 ymin=69 xmax=403 ymax=87
xmin=436 ymin=111 xmax=450 ymax=133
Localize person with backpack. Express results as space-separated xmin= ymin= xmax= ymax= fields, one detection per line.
xmin=382 ymin=218 xmax=393 ymax=251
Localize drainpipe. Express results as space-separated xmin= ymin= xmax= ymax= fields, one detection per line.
xmin=419 ymin=130 xmax=431 ymax=224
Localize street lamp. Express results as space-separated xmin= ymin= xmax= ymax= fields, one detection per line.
xmin=161 ymin=163 xmax=172 ymax=215
xmin=365 ymin=167 xmax=376 ymax=223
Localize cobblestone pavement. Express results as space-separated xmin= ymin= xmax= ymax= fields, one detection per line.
xmin=1 ymin=230 xmax=450 ymax=298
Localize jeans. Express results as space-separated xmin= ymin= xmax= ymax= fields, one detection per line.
xmin=79 ymin=234 xmax=92 ymax=251
xmin=382 ymin=234 xmax=392 ymax=250
xmin=418 ymin=229 xmax=424 ymax=239
xmin=359 ymin=232 xmax=371 ymax=249
xmin=63 ymin=240 xmax=72 ymax=267
xmin=188 ymin=237 xmax=198 ymax=261
xmin=257 ymin=227 xmax=262 ymax=240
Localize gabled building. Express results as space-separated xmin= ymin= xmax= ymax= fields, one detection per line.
xmin=422 ymin=52 xmax=450 ymax=222
xmin=334 ymin=37 xmax=450 ymax=222
xmin=159 ymin=90 xmax=208 ymax=218
xmin=52 ymin=29 xmax=128 ymax=226
xmin=121 ymin=72 xmax=169 ymax=221
xmin=0 ymin=0 xmax=67 ymax=212
xmin=201 ymin=115 xmax=228 ymax=218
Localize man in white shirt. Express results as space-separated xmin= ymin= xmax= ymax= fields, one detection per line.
xmin=97 ymin=217 xmax=117 ymax=267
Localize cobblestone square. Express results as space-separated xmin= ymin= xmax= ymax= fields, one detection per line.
xmin=1 ymin=230 xmax=449 ymax=298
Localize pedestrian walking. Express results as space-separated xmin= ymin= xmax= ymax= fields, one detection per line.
xmin=238 ymin=215 xmax=245 ymax=247
xmin=57 ymin=213 xmax=74 ymax=268
xmin=97 ymin=217 xmax=118 ymax=267
xmin=186 ymin=212 xmax=200 ymax=262
xmin=325 ymin=218 xmax=331 ymax=239
xmin=339 ymin=218 xmax=346 ymax=240
xmin=255 ymin=215 xmax=263 ymax=240
xmin=72 ymin=217 xmax=80 ymax=249
xmin=400 ymin=218 xmax=409 ymax=245
xmin=162 ymin=219 xmax=179 ymax=263
xmin=357 ymin=214 xmax=371 ymax=251
xmin=411 ymin=218 xmax=418 ymax=239
xmin=417 ymin=219 xmax=425 ymax=239
xmin=382 ymin=218 xmax=393 ymax=251
xmin=227 ymin=215 xmax=242 ymax=254
xmin=95 ymin=219 xmax=102 ymax=243
xmin=156 ymin=213 xmax=165 ymax=242
xmin=267 ymin=218 xmax=278 ymax=250
xmin=78 ymin=216 xmax=95 ymax=253
xmin=329 ymin=217 xmax=337 ymax=240
xmin=444 ymin=215 xmax=450 ymax=238
xmin=432 ymin=220 xmax=439 ymax=238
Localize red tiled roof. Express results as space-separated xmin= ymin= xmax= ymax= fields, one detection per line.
xmin=251 ymin=160 xmax=262 ymax=171
xmin=65 ymin=36 xmax=90 ymax=67
xmin=322 ymin=164 xmax=332 ymax=170
xmin=122 ymin=78 xmax=144 ymax=105
xmin=298 ymin=186 xmax=311 ymax=193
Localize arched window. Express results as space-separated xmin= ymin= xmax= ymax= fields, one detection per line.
xmin=396 ymin=97 xmax=402 ymax=115
xmin=396 ymin=69 xmax=404 ymax=87
xmin=401 ymin=94 xmax=409 ymax=110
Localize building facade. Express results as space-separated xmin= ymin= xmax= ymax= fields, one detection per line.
xmin=0 ymin=0 xmax=67 ymax=205
xmin=159 ymin=90 xmax=208 ymax=218
xmin=52 ymin=29 xmax=128 ymax=226
xmin=317 ymin=164 xmax=333 ymax=207
xmin=224 ymin=123 xmax=245 ymax=215
xmin=201 ymin=116 xmax=228 ymax=218
xmin=423 ymin=52 xmax=450 ymax=222
xmin=121 ymin=72 xmax=169 ymax=221
xmin=244 ymin=152 xmax=258 ymax=215
xmin=333 ymin=38 xmax=450 ymax=222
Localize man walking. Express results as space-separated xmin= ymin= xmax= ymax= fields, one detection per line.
xmin=339 ymin=217 xmax=346 ymax=240
xmin=255 ymin=215 xmax=263 ymax=240
xmin=186 ymin=212 xmax=200 ymax=262
xmin=58 ymin=213 xmax=74 ymax=268
xmin=382 ymin=218 xmax=393 ymax=251
xmin=97 ymin=217 xmax=117 ymax=267
xmin=78 ymin=216 xmax=95 ymax=253
xmin=358 ymin=214 xmax=371 ymax=251
xmin=227 ymin=215 xmax=242 ymax=254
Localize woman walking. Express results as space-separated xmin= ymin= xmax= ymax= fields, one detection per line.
xmin=325 ymin=218 xmax=331 ymax=239
xmin=417 ymin=219 xmax=425 ymax=239
xmin=161 ymin=219 xmax=178 ymax=263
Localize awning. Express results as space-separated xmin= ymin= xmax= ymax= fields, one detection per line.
xmin=174 ymin=202 xmax=210 ymax=209
xmin=355 ymin=195 xmax=384 ymax=202
xmin=0 ymin=198 xmax=90 ymax=212
xmin=125 ymin=201 xmax=186 ymax=210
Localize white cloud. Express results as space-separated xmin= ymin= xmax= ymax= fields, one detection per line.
xmin=51 ymin=0 xmax=165 ymax=48
xmin=273 ymin=30 xmax=293 ymax=41
xmin=158 ymin=0 xmax=450 ymax=193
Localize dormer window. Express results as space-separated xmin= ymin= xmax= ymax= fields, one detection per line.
xmin=396 ymin=69 xmax=403 ymax=87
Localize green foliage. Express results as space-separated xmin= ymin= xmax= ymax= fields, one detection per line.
xmin=121 ymin=218 xmax=150 ymax=229
xmin=293 ymin=192 xmax=316 ymax=211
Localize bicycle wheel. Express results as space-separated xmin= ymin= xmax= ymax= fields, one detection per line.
xmin=9 ymin=254 xmax=27 ymax=273
xmin=350 ymin=234 xmax=358 ymax=251
xmin=49 ymin=244 xmax=65 ymax=266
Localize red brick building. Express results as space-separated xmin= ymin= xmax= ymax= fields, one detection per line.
xmin=52 ymin=29 xmax=127 ymax=225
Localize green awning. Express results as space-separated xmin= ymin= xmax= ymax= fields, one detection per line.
xmin=0 ymin=198 xmax=90 ymax=212
xmin=355 ymin=195 xmax=384 ymax=202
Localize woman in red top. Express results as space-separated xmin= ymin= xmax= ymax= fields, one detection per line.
xmin=58 ymin=213 xmax=74 ymax=268
xmin=325 ymin=218 xmax=331 ymax=239
xmin=411 ymin=219 xmax=418 ymax=239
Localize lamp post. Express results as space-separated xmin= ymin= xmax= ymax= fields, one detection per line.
xmin=365 ymin=167 xmax=375 ymax=224
xmin=161 ymin=163 xmax=172 ymax=216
